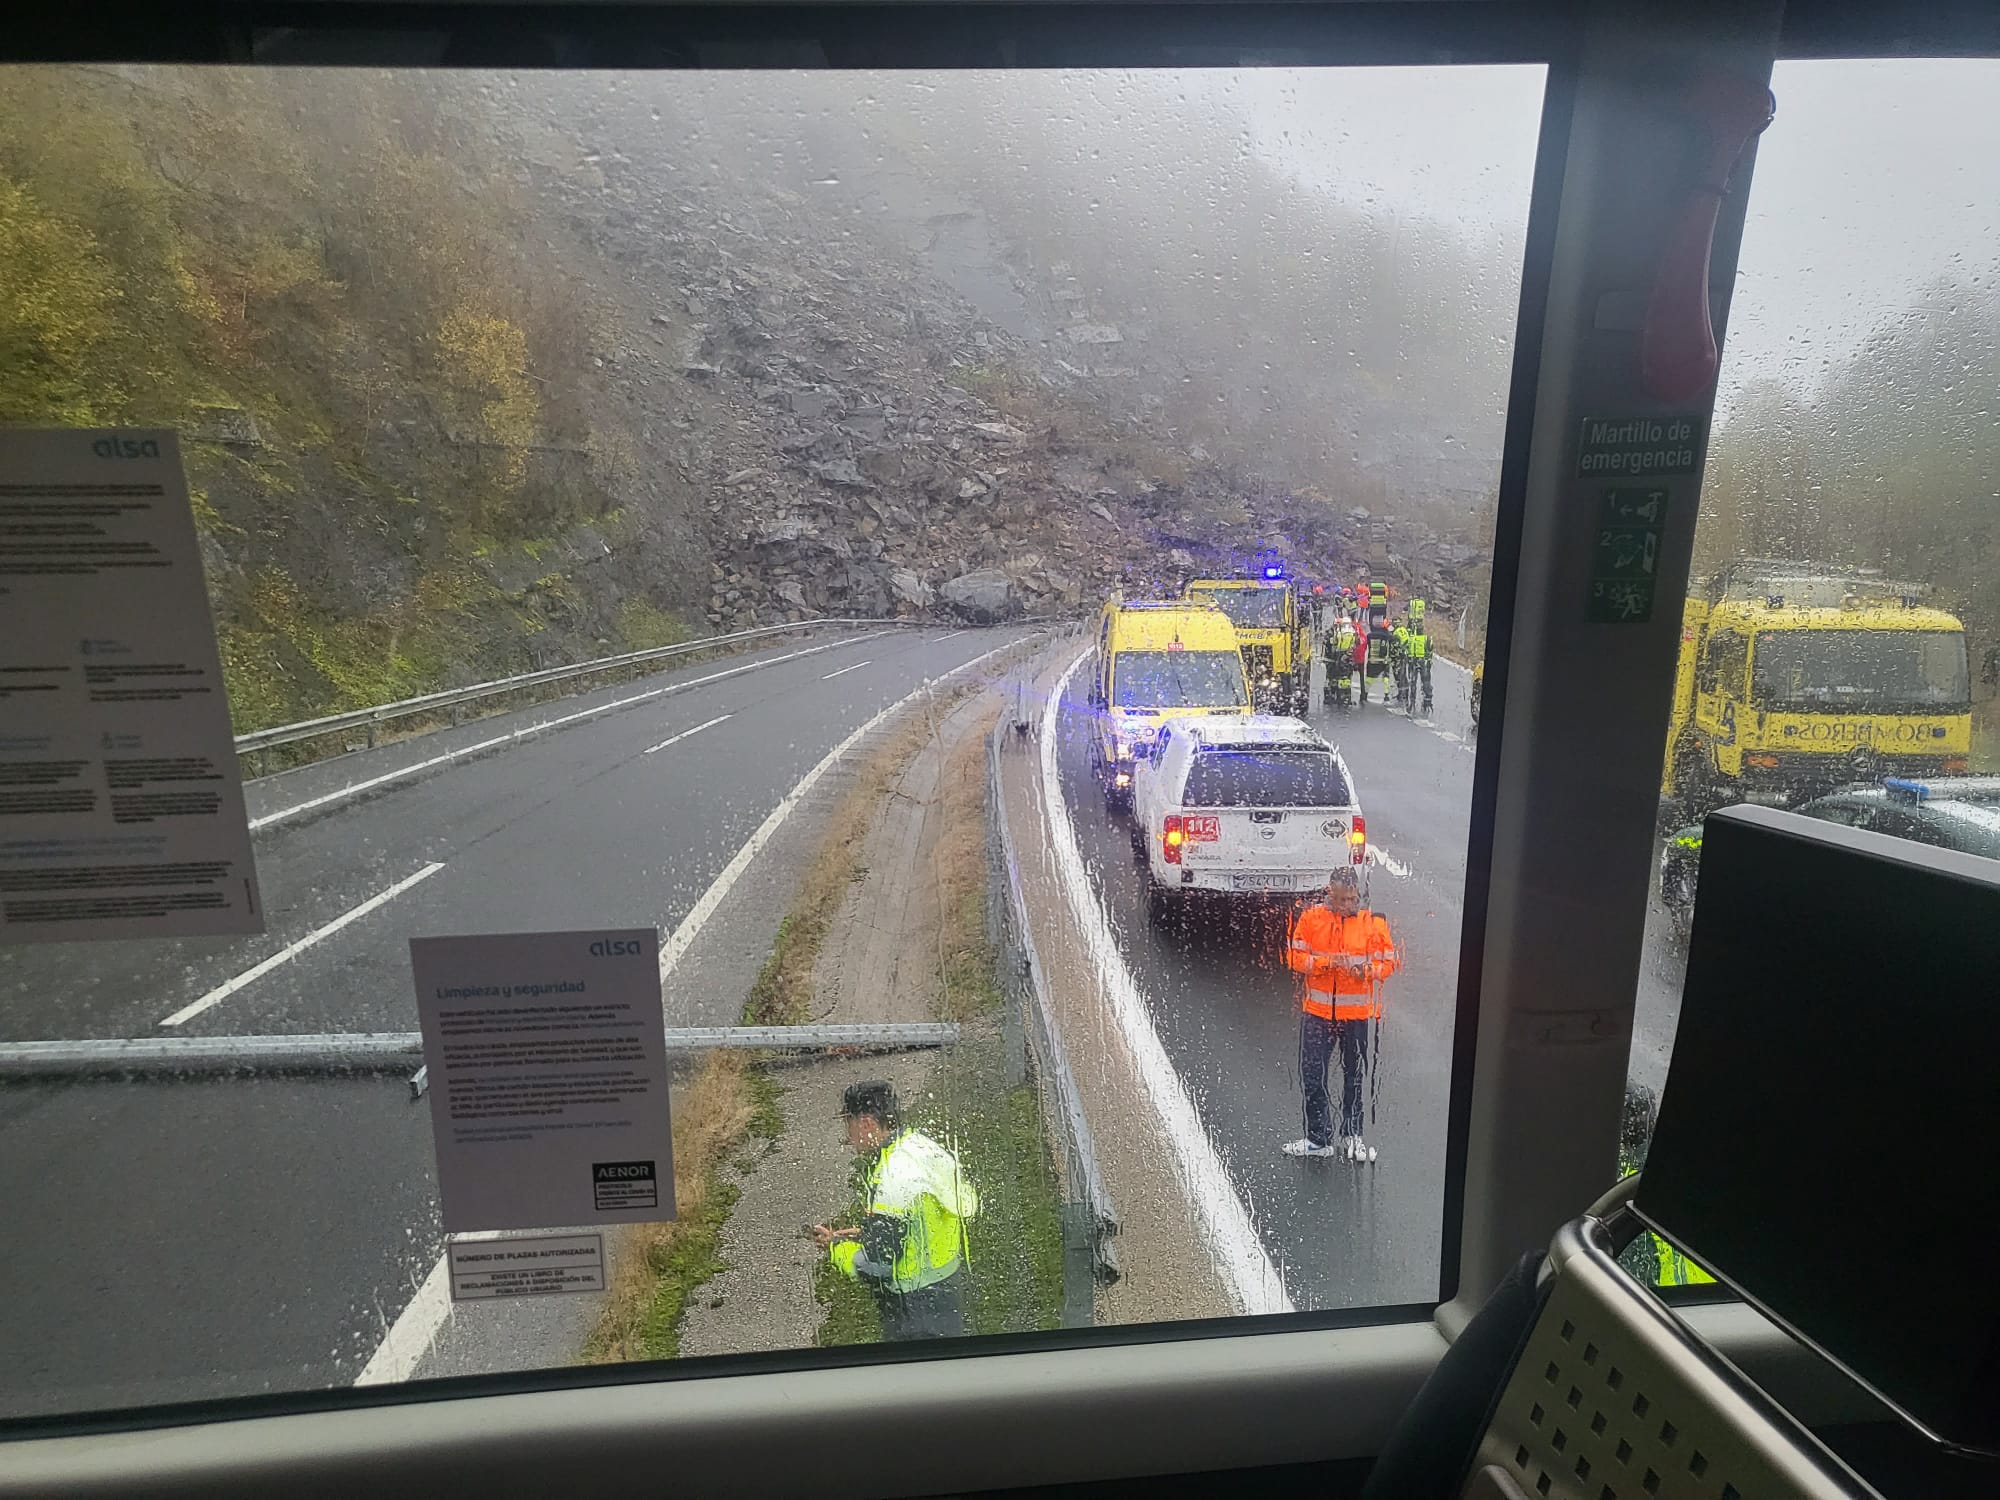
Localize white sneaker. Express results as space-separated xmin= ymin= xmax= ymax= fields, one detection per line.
xmin=1282 ymin=1138 xmax=1340 ymax=1158
xmin=1342 ymin=1136 xmax=1378 ymax=1163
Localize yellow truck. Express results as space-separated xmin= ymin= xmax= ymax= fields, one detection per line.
xmin=1088 ymin=598 xmax=1251 ymax=807
xmin=1661 ymin=563 xmax=1972 ymax=808
xmin=1182 ymin=575 xmax=1312 ymax=714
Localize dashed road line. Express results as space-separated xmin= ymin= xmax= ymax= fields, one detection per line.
xmin=251 ymin=638 xmax=874 ymax=831
xmin=643 ymin=714 xmax=732 ymax=755
xmin=820 ymin=660 xmax=872 ymax=681
xmin=1366 ymin=843 xmax=1415 ymax=881
xmin=1041 ymin=647 xmax=1293 ymax=1317
xmin=159 ymin=863 xmax=446 ymax=1028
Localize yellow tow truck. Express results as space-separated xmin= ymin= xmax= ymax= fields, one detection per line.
xmin=1661 ymin=562 xmax=1972 ymax=809
xmin=1183 ymin=572 xmax=1312 ymax=714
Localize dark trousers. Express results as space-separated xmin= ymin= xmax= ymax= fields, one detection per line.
xmin=1300 ymin=1009 xmax=1371 ymax=1147
xmin=876 ymin=1270 xmax=967 ymax=1341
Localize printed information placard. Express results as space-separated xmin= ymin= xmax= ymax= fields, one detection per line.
xmin=411 ymin=929 xmax=676 ymax=1233
xmin=0 ymin=429 xmax=262 ymax=943
xmin=448 ymin=1234 xmax=606 ymax=1301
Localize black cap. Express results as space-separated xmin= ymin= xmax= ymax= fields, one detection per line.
xmin=841 ymin=1079 xmax=900 ymax=1127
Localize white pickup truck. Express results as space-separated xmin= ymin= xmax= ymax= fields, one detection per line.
xmin=1130 ymin=715 xmax=1366 ymax=922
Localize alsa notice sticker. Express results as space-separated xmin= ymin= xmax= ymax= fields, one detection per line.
xmin=0 ymin=429 xmax=263 ymax=944
xmin=411 ymin=928 xmax=676 ymax=1234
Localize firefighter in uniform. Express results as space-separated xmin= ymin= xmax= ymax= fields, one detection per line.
xmin=1362 ymin=583 xmax=1392 ymax=703
xmin=1282 ymin=867 xmax=1400 ymax=1162
xmin=1406 ymin=599 xmax=1433 ymax=716
xmin=1387 ymin=616 xmax=1413 ymax=710
xmin=1324 ymin=606 xmax=1358 ymax=707
xmin=814 ymin=1081 xmax=980 ymax=1340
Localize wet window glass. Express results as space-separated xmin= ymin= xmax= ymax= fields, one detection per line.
xmin=1196 ymin=590 xmax=1289 ymax=629
xmin=0 ymin=59 xmax=1542 ymax=1421
xmin=1750 ymin=630 xmax=1970 ymax=712
xmin=1112 ymin=650 xmax=1248 ymax=708
xmin=1633 ymin=58 xmax=2000 ymax=1171
xmin=1182 ymin=750 xmax=1350 ymax=808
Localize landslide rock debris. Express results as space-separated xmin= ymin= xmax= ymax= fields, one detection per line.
xmin=4 ymin=69 xmax=1490 ymax=731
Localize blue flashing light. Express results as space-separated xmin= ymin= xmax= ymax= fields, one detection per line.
xmin=1262 ymin=564 xmax=1284 ymax=580
xmin=1884 ymin=777 xmax=1930 ymax=802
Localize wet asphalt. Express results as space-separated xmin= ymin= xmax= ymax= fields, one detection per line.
xmin=1050 ymin=653 xmax=1687 ymax=1312
xmin=0 ymin=626 xmax=1021 ymax=1420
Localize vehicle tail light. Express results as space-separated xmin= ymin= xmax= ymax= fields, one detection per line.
xmin=1349 ymin=814 xmax=1367 ymax=864
xmin=1163 ymin=816 xmax=1185 ymax=864
xmin=1745 ymin=754 xmax=1778 ymax=769
xmin=1944 ymin=756 xmax=1969 ymax=773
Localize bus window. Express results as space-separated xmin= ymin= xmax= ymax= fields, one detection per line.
xmin=0 ymin=60 xmax=1544 ymax=1421
xmin=1638 ymin=56 xmax=2000 ymax=1123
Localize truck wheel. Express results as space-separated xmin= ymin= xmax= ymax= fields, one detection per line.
xmin=1146 ymin=883 xmax=1180 ymax=927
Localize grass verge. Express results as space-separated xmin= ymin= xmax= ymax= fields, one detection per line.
xmin=583 ymin=679 xmax=990 ymax=1362
xmin=579 ymin=1061 xmax=780 ymax=1363
xmin=817 ymin=711 xmax=1065 ymax=1343
xmin=742 ymin=681 xmax=985 ymax=1027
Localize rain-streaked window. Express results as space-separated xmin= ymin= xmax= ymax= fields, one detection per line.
xmin=0 ymin=61 xmax=1541 ymax=1420
xmin=1632 ymin=59 xmax=2000 ymax=1147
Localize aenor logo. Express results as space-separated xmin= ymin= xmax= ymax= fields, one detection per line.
xmin=588 ymin=937 xmax=644 ymax=957
xmin=594 ymin=1162 xmax=654 ymax=1181
xmin=592 ymin=1159 xmax=658 ymax=1211
xmin=91 ymin=437 xmax=161 ymax=460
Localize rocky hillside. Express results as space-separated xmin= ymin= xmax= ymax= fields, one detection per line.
xmin=1 ymin=68 xmax=1492 ymax=733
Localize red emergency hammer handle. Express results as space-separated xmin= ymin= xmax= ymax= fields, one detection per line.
xmin=1640 ymin=71 xmax=1775 ymax=403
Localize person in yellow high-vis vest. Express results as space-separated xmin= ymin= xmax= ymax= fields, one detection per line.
xmin=813 ymin=1080 xmax=980 ymax=1340
xmin=1405 ymin=601 xmax=1433 ymax=717
xmin=1617 ymin=1085 xmax=1716 ymax=1289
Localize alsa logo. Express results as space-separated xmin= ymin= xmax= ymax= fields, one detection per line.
xmin=589 ymin=938 xmax=644 ymax=957
xmin=92 ymin=437 xmax=160 ymax=460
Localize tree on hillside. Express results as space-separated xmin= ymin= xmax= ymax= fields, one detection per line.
xmin=1698 ymin=276 xmax=2000 ymax=655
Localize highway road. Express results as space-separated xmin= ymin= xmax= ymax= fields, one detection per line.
xmin=1048 ymin=651 xmax=1690 ymax=1313
xmin=0 ymin=624 xmax=1020 ymax=1420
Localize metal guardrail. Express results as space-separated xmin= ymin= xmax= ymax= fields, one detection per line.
xmin=986 ymin=691 xmax=1120 ymax=1318
xmin=233 ymin=618 xmax=920 ymax=755
xmin=0 ymin=1023 xmax=960 ymax=1084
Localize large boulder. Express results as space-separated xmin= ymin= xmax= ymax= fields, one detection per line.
xmin=938 ymin=567 xmax=1018 ymax=623
xmin=889 ymin=569 xmax=934 ymax=608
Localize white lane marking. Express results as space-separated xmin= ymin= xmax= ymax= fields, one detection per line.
xmin=643 ymin=714 xmax=732 ymax=756
xmin=357 ymin=635 xmax=1021 ymax=1387
xmin=158 ymin=863 xmax=446 ymax=1027
xmin=1433 ymin=657 xmax=1478 ymax=756
xmin=934 ymin=629 xmax=969 ymax=642
xmin=1366 ymin=844 xmax=1414 ymax=881
xmin=251 ymin=638 xmax=874 ymax=831
xmin=657 ymin=638 xmax=1015 ymax=983
xmin=820 ymin=660 xmax=872 ymax=681
xmin=1040 ymin=649 xmax=1293 ymax=1317
xmin=354 ymin=1251 xmax=452 ymax=1386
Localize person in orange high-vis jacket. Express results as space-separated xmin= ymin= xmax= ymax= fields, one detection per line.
xmin=1282 ymin=866 xmax=1399 ymax=1162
